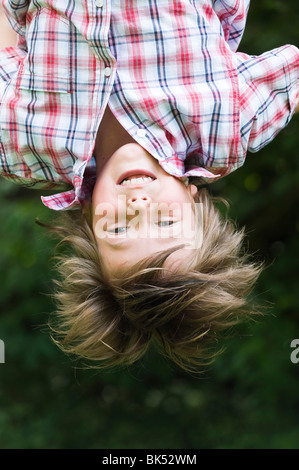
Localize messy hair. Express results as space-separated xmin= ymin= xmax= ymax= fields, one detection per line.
xmin=37 ymin=188 xmax=263 ymax=373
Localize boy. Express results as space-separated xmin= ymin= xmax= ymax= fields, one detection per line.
xmin=0 ymin=1 xmax=298 ymax=371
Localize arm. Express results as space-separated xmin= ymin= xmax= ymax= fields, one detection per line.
xmin=0 ymin=5 xmax=17 ymax=49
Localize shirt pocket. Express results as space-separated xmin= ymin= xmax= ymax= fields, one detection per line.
xmin=17 ymin=68 xmax=71 ymax=94
xmin=19 ymin=6 xmax=73 ymax=93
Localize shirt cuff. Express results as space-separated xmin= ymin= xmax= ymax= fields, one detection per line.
xmin=237 ymin=44 xmax=299 ymax=153
xmin=41 ymin=189 xmax=81 ymax=211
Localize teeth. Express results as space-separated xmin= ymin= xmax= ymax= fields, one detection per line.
xmin=121 ymin=176 xmax=154 ymax=185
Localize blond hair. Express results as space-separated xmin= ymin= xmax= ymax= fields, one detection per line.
xmin=37 ymin=188 xmax=263 ymax=372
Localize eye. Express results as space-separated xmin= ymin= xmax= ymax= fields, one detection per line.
xmin=107 ymin=221 xmax=177 ymax=233
xmin=107 ymin=227 xmax=128 ymax=234
xmin=157 ymin=220 xmax=176 ymax=227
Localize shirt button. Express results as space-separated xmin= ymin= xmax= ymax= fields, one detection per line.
xmin=95 ymin=0 xmax=104 ymax=7
xmin=104 ymin=67 xmax=112 ymax=77
xmin=137 ymin=128 xmax=146 ymax=138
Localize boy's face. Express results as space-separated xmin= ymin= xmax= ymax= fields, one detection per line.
xmin=92 ymin=143 xmax=199 ymax=276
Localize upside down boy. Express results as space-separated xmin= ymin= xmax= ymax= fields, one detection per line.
xmin=0 ymin=0 xmax=298 ymax=371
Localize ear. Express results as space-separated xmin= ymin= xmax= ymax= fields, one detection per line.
xmin=188 ymin=184 xmax=198 ymax=198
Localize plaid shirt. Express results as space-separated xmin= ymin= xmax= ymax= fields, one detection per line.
xmin=0 ymin=0 xmax=298 ymax=210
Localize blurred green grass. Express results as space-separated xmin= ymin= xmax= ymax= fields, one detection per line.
xmin=0 ymin=0 xmax=299 ymax=449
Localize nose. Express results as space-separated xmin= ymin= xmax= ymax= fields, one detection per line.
xmin=127 ymin=194 xmax=152 ymax=207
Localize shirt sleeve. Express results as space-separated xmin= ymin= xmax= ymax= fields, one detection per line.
xmin=236 ymin=44 xmax=299 ymax=153
xmin=212 ymin=0 xmax=251 ymax=51
xmin=2 ymin=0 xmax=28 ymax=37
xmin=0 ymin=2 xmax=28 ymax=152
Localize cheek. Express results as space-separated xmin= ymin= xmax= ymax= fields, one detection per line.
xmin=92 ymin=186 xmax=117 ymax=232
xmin=92 ymin=178 xmax=113 ymax=207
xmin=158 ymin=188 xmax=193 ymax=216
xmin=162 ymin=180 xmax=191 ymax=202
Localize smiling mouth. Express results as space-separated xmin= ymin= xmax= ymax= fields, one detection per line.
xmin=117 ymin=170 xmax=157 ymax=185
xmin=120 ymin=175 xmax=156 ymax=186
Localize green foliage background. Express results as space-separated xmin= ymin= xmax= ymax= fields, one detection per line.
xmin=0 ymin=1 xmax=298 ymax=449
